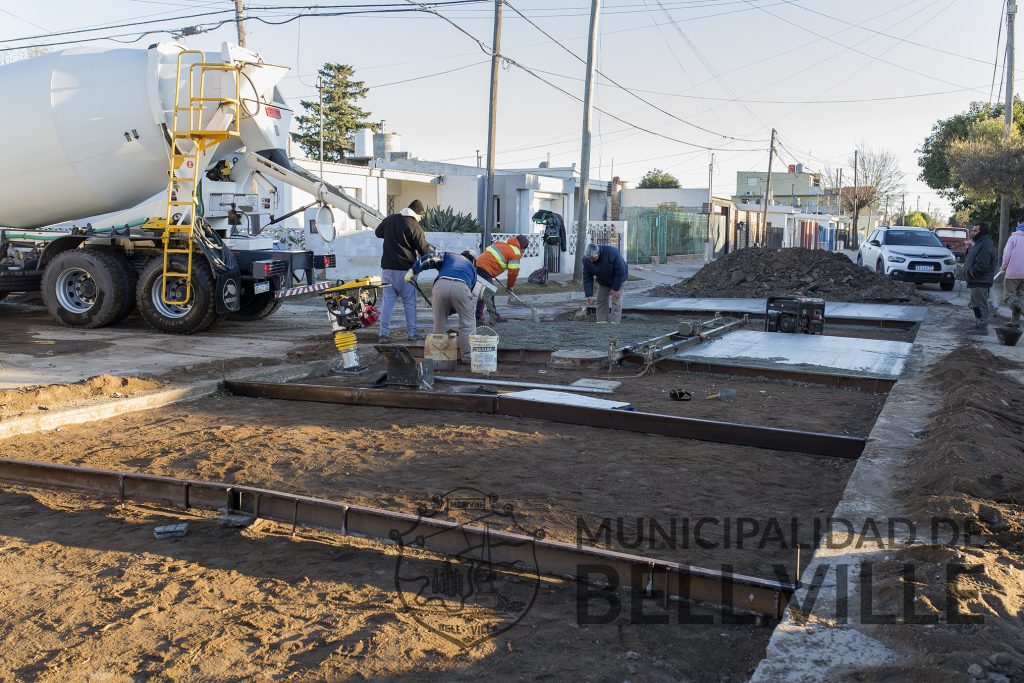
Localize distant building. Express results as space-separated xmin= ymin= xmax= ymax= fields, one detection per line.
xmin=733 ymin=167 xmax=823 ymax=212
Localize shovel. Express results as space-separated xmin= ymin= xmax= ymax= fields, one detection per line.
xmin=496 ymin=280 xmax=540 ymax=323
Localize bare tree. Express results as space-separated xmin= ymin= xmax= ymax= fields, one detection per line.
xmin=0 ymin=46 xmax=49 ymax=65
xmin=846 ymin=142 xmax=904 ymax=217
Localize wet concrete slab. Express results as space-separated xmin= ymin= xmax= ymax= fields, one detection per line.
xmin=674 ymin=330 xmax=914 ymax=379
xmin=625 ymin=297 xmax=929 ymax=323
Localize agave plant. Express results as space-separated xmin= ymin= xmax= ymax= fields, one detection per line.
xmin=421 ymin=205 xmax=483 ymax=233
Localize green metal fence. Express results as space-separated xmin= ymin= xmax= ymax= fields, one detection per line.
xmin=620 ymin=206 xmax=708 ymax=264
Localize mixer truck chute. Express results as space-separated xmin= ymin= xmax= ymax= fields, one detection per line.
xmin=0 ymin=42 xmax=385 ymax=334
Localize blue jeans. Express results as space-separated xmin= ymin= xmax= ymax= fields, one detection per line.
xmin=380 ymin=268 xmax=417 ymax=337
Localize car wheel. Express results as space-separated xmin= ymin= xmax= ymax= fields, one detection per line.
xmin=856 ymin=254 xmax=863 ymax=267
xmin=876 ymin=259 xmax=885 ymax=275
xmin=42 ymin=249 xmax=128 ymax=328
xmin=940 ymin=281 xmax=955 ymax=291
xmin=136 ymin=257 xmax=220 ymax=334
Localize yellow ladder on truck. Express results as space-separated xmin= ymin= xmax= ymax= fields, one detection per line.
xmin=161 ymin=51 xmax=241 ymax=305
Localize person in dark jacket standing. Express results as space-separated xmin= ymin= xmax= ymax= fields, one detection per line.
xmin=582 ymin=243 xmax=628 ymax=323
xmin=964 ymin=223 xmax=996 ymax=334
xmin=375 ymin=200 xmax=432 ymax=343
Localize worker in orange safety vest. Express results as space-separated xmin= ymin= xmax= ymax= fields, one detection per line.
xmin=474 ymin=235 xmax=530 ymax=324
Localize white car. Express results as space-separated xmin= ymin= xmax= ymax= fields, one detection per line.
xmin=856 ymin=226 xmax=958 ymax=291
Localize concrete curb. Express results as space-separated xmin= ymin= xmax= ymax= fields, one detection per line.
xmin=750 ymin=306 xmax=965 ymax=682
xmin=0 ymin=360 xmax=334 ymax=441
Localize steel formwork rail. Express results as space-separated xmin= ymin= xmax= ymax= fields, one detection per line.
xmin=226 ymin=381 xmax=866 ymax=459
xmin=0 ymin=457 xmax=795 ymax=620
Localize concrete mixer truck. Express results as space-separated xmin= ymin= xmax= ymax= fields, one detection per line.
xmin=0 ymin=42 xmax=385 ymax=333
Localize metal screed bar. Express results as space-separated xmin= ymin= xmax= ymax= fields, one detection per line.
xmin=0 ymin=458 xmax=795 ymax=620
xmin=225 ymin=381 xmax=866 ymax=459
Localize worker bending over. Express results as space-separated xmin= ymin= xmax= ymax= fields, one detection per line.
xmin=406 ymin=252 xmax=479 ymax=357
xmin=474 ymin=234 xmax=530 ymax=324
xmin=582 ymin=243 xmax=628 ymax=324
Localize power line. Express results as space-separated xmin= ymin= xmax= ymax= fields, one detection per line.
xmin=739 ymin=0 xmax=989 ymax=95
xmin=406 ymin=0 xmax=764 ymax=151
xmin=503 ymin=0 xmax=766 ymax=143
xmin=777 ymin=0 xmax=1018 ymax=72
xmin=992 ymin=0 xmax=1008 ymax=104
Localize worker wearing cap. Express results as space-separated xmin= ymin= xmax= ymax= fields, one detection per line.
xmin=474 ymin=235 xmax=530 ymax=324
xmin=406 ymin=252 xmax=478 ymax=357
xmin=583 ymin=243 xmax=628 ymax=324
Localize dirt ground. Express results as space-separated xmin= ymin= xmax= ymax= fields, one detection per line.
xmin=832 ymin=347 xmax=1024 ymax=681
xmin=315 ymin=353 xmax=887 ymax=435
xmin=0 ymin=374 xmax=872 ymax=680
xmin=0 ymin=375 xmax=163 ymax=421
xmin=646 ymin=247 xmax=935 ymax=304
xmin=0 ymin=486 xmax=773 ymax=682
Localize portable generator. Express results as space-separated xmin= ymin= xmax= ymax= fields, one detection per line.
xmin=765 ymin=296 xmax=825 ymax=335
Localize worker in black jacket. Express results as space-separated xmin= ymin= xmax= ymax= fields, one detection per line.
xmin=964 ymin=223 xmax=996 ymax=334
xmin=582 ymin=243 xmax=628 ymax=323
xmin=375 ymin=199 xmax=432 ymax=343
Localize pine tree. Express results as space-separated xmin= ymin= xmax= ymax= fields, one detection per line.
xmin=291 ymin=64 xmax=376 ymax=162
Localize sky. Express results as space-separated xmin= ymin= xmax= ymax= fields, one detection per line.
xmin=0 ymin=0 xmax=1015 ymax=219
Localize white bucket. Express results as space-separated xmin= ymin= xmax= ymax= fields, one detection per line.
xmin=469 ymin=326 xmax=498 ymax=374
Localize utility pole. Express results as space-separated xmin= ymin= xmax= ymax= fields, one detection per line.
xmin=884 ymin=196 xmax=890 ymax=225
xmin=705 ymin=152 xmax=714 ymax=262
xmin=917 ymin=195 xmax=921 ymax=213
xmin=759 ymin=128 xmax=776 ymax=248
xmin=901 ymin=194 xmax=906 ymax=223
xmin=999 ymin=1 xmax=1017 ymax=260
xmin=234 ymin=0 xmax=246 ymax=47
xmin=483 ymin=0 xmax=503 ymax=248
xmin=317 ymin=75 xmax=324 ymax=179
xmin=851 ymin=149 xmax=860 ymax=249
xmin=573 ymin=0 xmax=601 ymax=282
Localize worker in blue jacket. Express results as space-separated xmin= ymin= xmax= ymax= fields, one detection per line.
xmin=406 ymin=252 xmax=479 ymax=356
xmin=582 ymin=243 xmax=628 ymax=323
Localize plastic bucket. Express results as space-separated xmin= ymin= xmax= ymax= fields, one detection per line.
xmin=469 ymin=326 xmax=498 ymax=374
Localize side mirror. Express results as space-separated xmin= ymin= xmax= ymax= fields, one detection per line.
xmin=313 ymin=205 xmax=336 ymax=242
xmin=869 ymin=239 xmax=881 ymax=247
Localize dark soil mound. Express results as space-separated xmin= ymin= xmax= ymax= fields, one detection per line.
xmin=646 ymin=247 xmax=934 ymax=304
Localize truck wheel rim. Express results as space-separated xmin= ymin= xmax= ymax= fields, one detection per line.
xmin=55 ymin=267 xmax=97 ymax=313
xmin=151 ymin=277 xmax=191 ymax=319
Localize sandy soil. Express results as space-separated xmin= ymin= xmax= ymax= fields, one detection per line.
xmin=0 ymin=375 xmax=163 ymax=421
xmin=0 ymin=393 xmax=857 ymax=579
xmin=0 ymin=486 xmax=772 ymax=682
xmin=314 ymin=353 xmax=887 ymax=435
xmin=832 ymin=347 xmax=1024 ymax=681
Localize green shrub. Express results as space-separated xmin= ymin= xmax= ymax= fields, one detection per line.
xmin=422 ymin=205 xmax=483 ymax=233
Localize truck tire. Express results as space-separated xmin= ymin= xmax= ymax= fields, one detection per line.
xmin=227 ymin=291 xmax=282 ymax=321
xmin=85 ymin=247 xmax=137 ymax=324
xmin=42 ymin=250 xmax=126 ymax=328
xmin=0 ymin=270 xmax=43 ymax=295
xmin=137 ymin=257 xmax=220 ymax=334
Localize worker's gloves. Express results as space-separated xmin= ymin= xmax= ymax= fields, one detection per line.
xmin=586 ymin=296 xmax=596 ymax=306
xmin=610 ymin=290 xmax=622 ymax=301
xmin=404 ymin=269 xmax=415 ymax=283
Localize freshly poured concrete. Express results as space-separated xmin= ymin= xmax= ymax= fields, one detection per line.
xmin=625 ymin=297 xmax=928 ymax=323
xmin=675 ymin=330 xmax=913 ymax=379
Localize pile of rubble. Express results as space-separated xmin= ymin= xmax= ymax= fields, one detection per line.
xmin=646 ymin=247 xmax=934 ymax=304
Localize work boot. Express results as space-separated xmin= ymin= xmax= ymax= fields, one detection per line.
xmin=379 ymin=335 xmax=392 ymax=344
xmin=407 ymin=332 xmax=422 ymax=342
xmin=969 ymin=322 xmax=989 ymax=336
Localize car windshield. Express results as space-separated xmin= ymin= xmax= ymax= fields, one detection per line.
xmin=935 ymin=229 xmax=968 ymax=239
xmin=885 ymin=230 xmax=943 ymax=247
